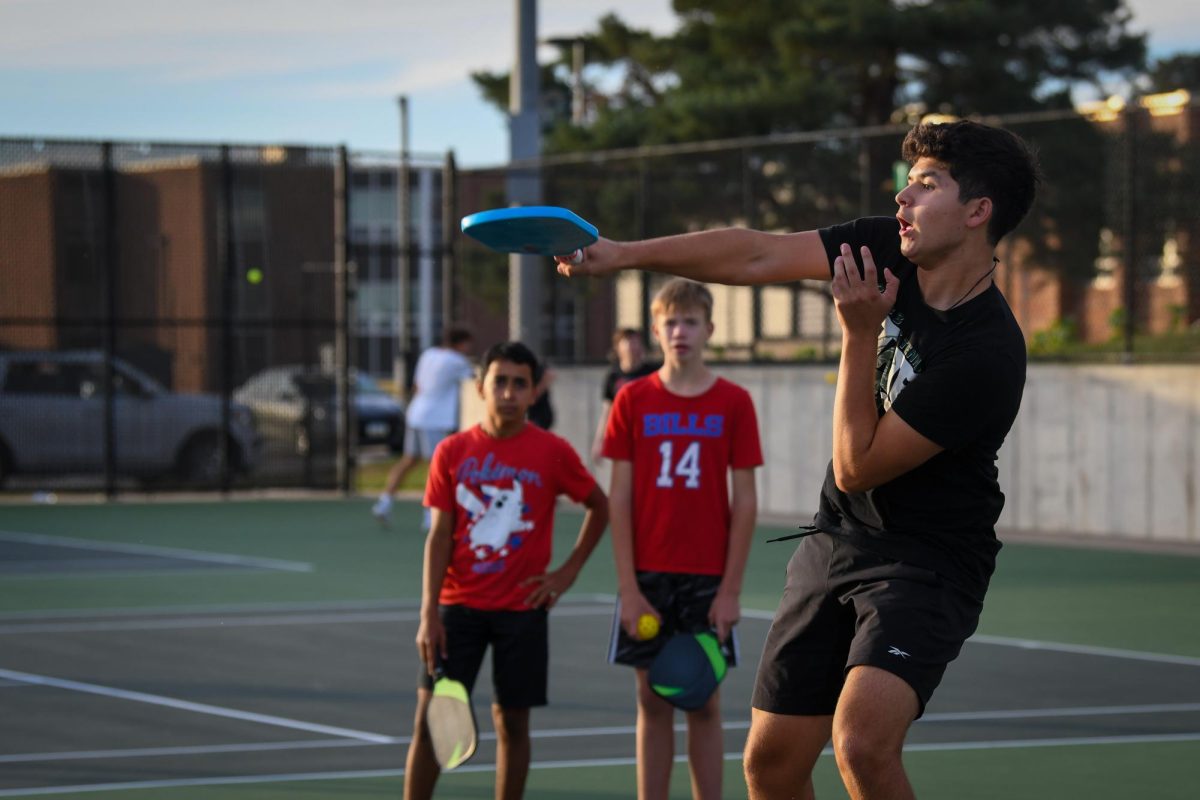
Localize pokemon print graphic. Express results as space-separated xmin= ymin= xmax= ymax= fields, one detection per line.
xmin=455 ymin=481 xmax=535 ymax=569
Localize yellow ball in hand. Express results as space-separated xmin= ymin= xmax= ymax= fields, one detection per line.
xmin=636 ymin=613 xmax=660 ymax=641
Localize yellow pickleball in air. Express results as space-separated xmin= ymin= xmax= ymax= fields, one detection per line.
xmin=636 ymin=614 xmax=660 ymax=641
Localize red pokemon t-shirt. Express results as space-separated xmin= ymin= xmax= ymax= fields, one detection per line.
xmin=603 ymin=373 xmax=763 ymax=575
xmin=425 ymin=423 xmax=597 ymax=611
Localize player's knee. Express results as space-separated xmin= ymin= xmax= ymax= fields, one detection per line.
xmin=635 ymin=683 xmax=673 ymax=720
xmin=743 ymin=727 xmax=794 ymax=786
xmin=831 ymin=724 xmax=897 ymax=779
xmin=491 ymin=706 xmax=530 ymax=743
xmin=685 ymin=694 xmax=720 ymax=726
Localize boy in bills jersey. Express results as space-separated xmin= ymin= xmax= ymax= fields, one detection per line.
xmin=604 ymin=279 xmax=763 ymax=800
xmin=404 ymin=341 xmax=609 ymax=800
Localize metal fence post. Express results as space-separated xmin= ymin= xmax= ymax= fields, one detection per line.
xmin=218 ymin=144 xmax=235 ymax=493
xmin=1122 ymin=104 xmax=1139 ymax=361
xmin=101 ymin=141 xmax=117 ymax=499
xmin=744 ymin=147 xmax=762 ymax=355
xmin=442 ymin=149 xmax=457 ymax=331
xmin=335 ymin=145 xmax=353 ymax=495
xmin=637 ymin=159 xmax=651 ymax=337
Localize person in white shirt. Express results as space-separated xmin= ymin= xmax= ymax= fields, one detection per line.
xmin=373 ymin=327 xmax=474 ymax=526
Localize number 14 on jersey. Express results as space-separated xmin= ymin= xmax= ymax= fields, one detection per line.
xmin=656 ymin=440 xmax=701 ymax=489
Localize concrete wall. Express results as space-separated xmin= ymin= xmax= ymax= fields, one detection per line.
xmin=466 ymin=363 xmax=1199 ymax=545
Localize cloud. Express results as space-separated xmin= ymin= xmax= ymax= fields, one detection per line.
xmin=0 ymin=0 xmax=677 ymax=85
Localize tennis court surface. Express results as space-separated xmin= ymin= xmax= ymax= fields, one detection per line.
xmin=1 ymin=498 xmax=1197 ymax=798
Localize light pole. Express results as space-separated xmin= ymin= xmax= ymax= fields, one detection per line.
xmin=509 ymin=0 xmax=543 ymax=351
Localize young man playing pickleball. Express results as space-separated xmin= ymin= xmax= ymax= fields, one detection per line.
xmin=560 ymin=120 xmax=1040 ymax=800
xmin=405 ymin=341 xmax=609 ymax=800
xmin=603 ymin=278 xmax=763 ymax=800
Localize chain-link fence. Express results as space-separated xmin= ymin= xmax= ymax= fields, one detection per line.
xmin=3 ymin=98 xmax=1197 ymax=495
xmin=0 ymin=139 xmax=358 ymax=494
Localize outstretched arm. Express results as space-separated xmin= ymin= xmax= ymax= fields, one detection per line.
xmin=556 ymin=229 xmax=831 ymax=286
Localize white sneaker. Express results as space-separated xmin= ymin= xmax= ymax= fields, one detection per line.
xmin=372 ymin=495 xmax=393 ymax=526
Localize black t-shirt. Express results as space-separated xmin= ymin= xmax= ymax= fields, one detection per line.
xmin=602 ymin=362 xmax=659 ymax=402
xmin=814 ymin=217 xmax=1027 ymax=599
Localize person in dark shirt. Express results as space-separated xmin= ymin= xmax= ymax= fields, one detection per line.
xmin=555 ymin=120 xmax=1040 ymax=800
xmin=591 ymin=328 xmax=659 ymax=463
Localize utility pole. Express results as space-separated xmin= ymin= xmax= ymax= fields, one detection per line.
xmin=397 ymin=95 xmax=412 ymax=389
xmin=508 ymin=0 xmax=543 ymax=351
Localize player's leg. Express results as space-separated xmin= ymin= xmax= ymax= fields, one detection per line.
xmin=609 ymin=572 xmax=678 ymax=800
xmin=832 ymin=666 xmax=917 ymax=800
xmin=489 ymin=607 xmax=549 ymax=800
xmin=673 ymin=574 xmax=734 ymax=800
xmin=403 ymin=688 xmax=439 ymax=800
xmin=404 ymin=605 xmax=489 ymax=800
xmin=375 ymin=427 xmax=424 ymax=520
xmin=634 ymin=667 xmax=675 ymax=800
xmin=491 ymin=704 xmax=531 ymax=800
xmin=743 ymin=708 xmax=832 ymax=800
xmin=833 ymin=541 xmax=985 ymax=800
xmin=745 ymin=533 xmax=852 ymax=798
xmin=684 ymin=687 xmax=722 ymax=800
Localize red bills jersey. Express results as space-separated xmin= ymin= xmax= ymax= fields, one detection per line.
xmin=603 ymin=373 xmax=763 ymax=575
xmin=426 ymin=424 xmax=597 ymax=611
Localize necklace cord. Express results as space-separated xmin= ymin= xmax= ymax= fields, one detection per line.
xmin=947 ymin=256 xmax=1000 ymax=310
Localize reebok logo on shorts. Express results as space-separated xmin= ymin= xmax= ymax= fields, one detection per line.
xmin=887 ymin=646 xmax=911 ymax=659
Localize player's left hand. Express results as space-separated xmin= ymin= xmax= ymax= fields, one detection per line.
xmin=707 ymin=591 xmax=741 ymax=642
xmin=521 ymin=567 xmax=576 ymax=609
xmin=831 ymin=243 xmax=899 ymax=336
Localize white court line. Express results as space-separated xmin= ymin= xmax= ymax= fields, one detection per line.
xmin=0 ymin=668 xmax=391 ymax=744
xmin=0 ymin=738 xmax=387 ymax=765
xmin=4 ymin=732 xmax=1200 ymax=797
xmin=6 ymin=703 xmax=1200 ymax=765
xmin=0 ymin=530 xmax=312 ymax=573
xmin=3 ymin=598 xmax=1197 ymax=673
xmin=0 ymin=594 xmax=617 ymax=621
xmin=742 ymin=608 xmax=1200 ymax=668
xmin=968 ymin=634 xmax=1200 ymax=668
xmin=0 ymin=611 xmax=424 ymax=635
xmin=0 ymin=605 xmax=613 ymax=635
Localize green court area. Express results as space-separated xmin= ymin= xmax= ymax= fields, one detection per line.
xmin=0 ymin=498 xmax=1198 ymax=799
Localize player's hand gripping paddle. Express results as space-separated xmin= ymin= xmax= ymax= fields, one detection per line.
xmin=427 ymin=667 xmax=477 ymax=770
xmin=460 ymin=206 xmax=598 ymax=263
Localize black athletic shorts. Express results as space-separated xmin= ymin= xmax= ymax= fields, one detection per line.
xmin=418 ymin=604 xmax=549 ymax=709
xmin=752 ymin=531 xmax=983 ymax=719
xmin=608 ymin=571 xmax=740 ymax=669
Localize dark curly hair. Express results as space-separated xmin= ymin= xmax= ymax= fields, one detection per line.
xmin=481 ymin=341 xmax=542 ymax=384
xmin=902 ymin=120 xmax=1042 ymax=245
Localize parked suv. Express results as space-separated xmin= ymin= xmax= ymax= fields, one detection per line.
xmin=234 ymin=366 xmax=405 ymax=457
xmin=0 ymin=350 xmax=259 ymax=486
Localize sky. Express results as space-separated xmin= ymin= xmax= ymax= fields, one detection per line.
xmin=1 ymin=0 xmax=1197 ymax=167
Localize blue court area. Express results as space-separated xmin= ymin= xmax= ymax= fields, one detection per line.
xmin=0 ymin=498 xmax=1197 ymax=798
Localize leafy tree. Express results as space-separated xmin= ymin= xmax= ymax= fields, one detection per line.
xmin=1145 ymin=52 xmax=1200 ymax=92
xmin=464 ymin=0 xmax=1152 ymax=319
xmin=473 ymin=0 xmax=1146 ymax=150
